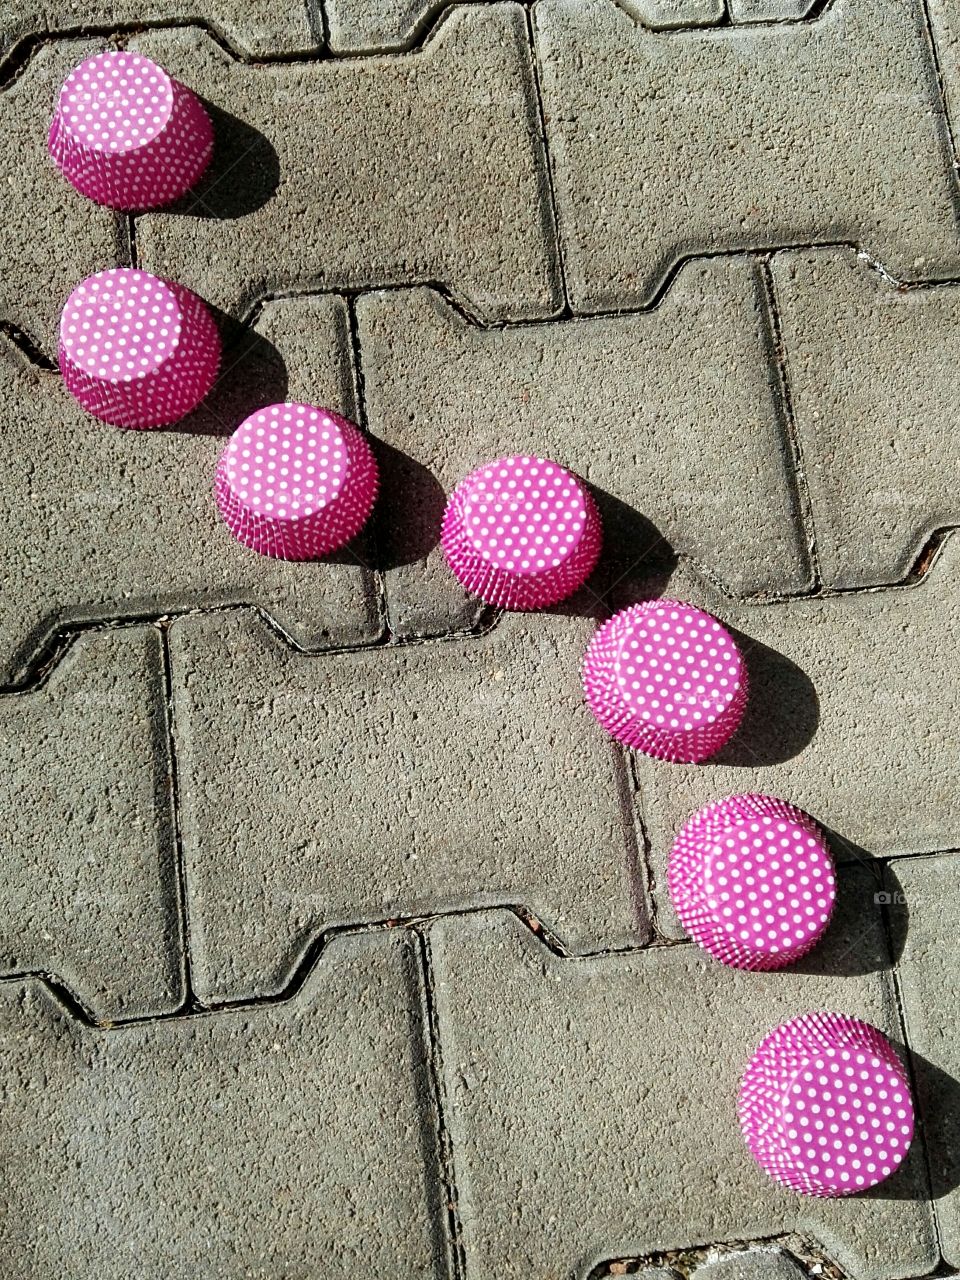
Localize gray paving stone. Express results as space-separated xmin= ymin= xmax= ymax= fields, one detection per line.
xmin=428 ymin=882 xmax=935 ymax=1280
xmin=629 ymin=537 xmax=960 ymax=937
xmin=0 ymin=39 xmax=124 ymax=358
xmin=0 ymin=1 xmax=318 ymax=62
xmin=771 ymin=246 xmax=960 ymax=589
xmin=325 ymin=0 xmax=723 ymax=55
xmin=533 ymin=0 xmax=960 ymax=312
xmin=927 ymin=0 xmax=960 ymax=140
xmin=0 ymin=295 xmax=381 ymax=686
xmin=0 ymin=626 xmax=181 ymax=1022
xmin=168 ymin=606 xmax=647 ymax=1004
xmin=727 ymin=0 xmax=812 ymax=19
xmin=693 ymin=1248 xmax=807 ymax=1280
xmin=888 ymin=854 xmax=960 ymax=1269
xmin=357 ymin=261 xmax=809 ymax=638
xmin=133 ymin=9 xmax=560 ymax=324
xmin=0 ymin=930 xmax=446 ymax=1279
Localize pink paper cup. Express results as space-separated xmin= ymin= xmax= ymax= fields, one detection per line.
xmin=668 ymin=794 xmax=836 ymax=969
xmin=739 ymin=1012 xmax=914 ymax=1197
xmin=215 ymin=403 xmax=379 ymax=560
xmin=441 ymin=455 xmax=602 ymax=609
xmin=582 ymin=600 xmax=747 ymax=762
xmin=59 ymin=268 xmax=221 ymax=429
xmin=49 ymin=50 xmax=213 ymax=210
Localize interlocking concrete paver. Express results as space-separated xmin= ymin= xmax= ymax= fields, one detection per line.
xmin=358 ymin=260 xmax=809 ymax=638
xmin=533 ymin=0 xmax=960 ymax=312
xmin=693 ymin=1249 xmax=807 ymax=1280
xmin=927 ymin=0 xmax=960 ymax=138
xmin=0 ymin=626 xmax=181 ymax=1022
xmin=169 ymin=606 xmax=647 ymax=1003
xmin=0 ymin=296 xmax=380 ymax=686
xmin=0 ymin=39 xmax=123 ymax=358
xmin=133 ymin=9 xmax=561 ymax=324
xmin=888 ymin=854 xmax=960 ymax=1268
xmin=0 ymin=930 xmax=445 ymax=1279
xmin=771 ymin=247 xmax=960 ymax=589
xmin=428 ymin=877 xmax=936 ymax=1280
xmin=325 ymin=0 xmax=723 ymax=54
xmin=0 ymin=1 xmax=317 ymax=62
xmin=630 ymin=539 xmax=960 ymax=936
xmin=727 ymin=0 xmax=811 ymax=19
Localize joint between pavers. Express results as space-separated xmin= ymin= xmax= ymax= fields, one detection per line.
xmin=588 ymin=1232 xmax=855 ymax=1280
xmin=416 ymin=928 xmax=468 ymax=1280
xmin=921 ymin=0 xmax=960 ymax=185
xmin=158 ymin=625 xmax=196 ymax=1014
xmin=525 ymin=4 xmax=571 ymax=316
xmin=758 ymin=255 xmax=822 ymax=593
xmin=879 ymin=870 xmax=947 ymax=1269
xmin=0 ymin=18 xmax=332 ymax=86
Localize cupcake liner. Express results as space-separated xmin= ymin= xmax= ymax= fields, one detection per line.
xmin=215 ymin=403 xmax=379 ymax=560
xmin=668 ymin=793 xmax=835 ymax=969
xmin=441 ymin=455 xmax=602 ymax=609
xmin=582 ymin=600 xmax=747 ymax=762
xmin=58 ymin=268 xmax=220 ymax=429
xmin=738 ymin=1011 xmax=914 ymax=1197
xmin=49 ymin=50 xmax=213 ymax=210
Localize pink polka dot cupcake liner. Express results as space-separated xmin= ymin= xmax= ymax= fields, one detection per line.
xmin=582 ymin=600 xmax=747 ymax=762
xmin=215 ymin=403 xmax=379 ymax=560
xmin=49 ymin=50 xmax=213 ymax=210
xmin=441 ymin=455 xmax=602 ymax=610
xmin=668 ymin=794 xmax=836 ymax=969
xmin=739 ymin=1011 xmax=914 ymax=1197
xmin=59 ymin=268 xmax=221 ymax=429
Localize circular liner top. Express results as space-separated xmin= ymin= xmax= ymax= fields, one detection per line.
xmin=58 ymin=267 xmax=221 ymax=429
xmin=214 ymin=402 xmax=379 ymax=560
xmin=49 ymin=50 xmax=214 ymax=209
xmin=668 ymin=793 xmax=836 ymax=969
xmin=738 ymin=1011 xmax=914 ymax=1197
xmin=581 ymin=600 xmax=748 ymax=762
xmin=441 ymin=454 xmax=602 ymax=610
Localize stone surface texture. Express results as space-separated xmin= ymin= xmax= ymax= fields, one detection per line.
xmin=427 ymin=878 xmax=936 ymax=1280
xmin=0 ymin=0 xmax=318 ymax=61
xmin=0 ymin=931 xmax=445 ymax=1278
xmin=132 ymin=12 xmax=561 ymax=324
xmin=534 ymin=0 xmax=960 ymax=311
xmin=771 ymin=247 xmax=960 ymax=588
xmin=889 ymin=854 xmax=960 ymax=1268
xmin=2 ymin=0 xmax=959 ymax=1275
xmin=0 ymin=626 xmax=181 ymax=1021
xmin=168 ymin=607 xmax=646 ymax=1002
xmin=325 ymin=0 xmax=724 ymax=54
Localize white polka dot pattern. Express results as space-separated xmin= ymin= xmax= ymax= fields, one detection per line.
xmin=441 ymin=456 xmax=602 ymax=609
xmin=739 ymin=1011 xmax=914 ymax=1197
xmin=215 ymin=403 xmax=379 ymax=560
xmin=58 ymin=269 xmax=220 ymax=429
xmin=581 ymin=600 xmax=747 ymax=762
xmin=668 ymin=794 xmax=836 ymax=969
xmin=49 ymin=51 xmax=213 ymax=210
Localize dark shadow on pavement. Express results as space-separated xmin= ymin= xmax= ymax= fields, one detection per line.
xmin=367 ymin=438 xmax=449 ymax=571
xmin=168 ymin=308 xmax=288 ymax=438
xmin=711 ymin=627 xmax=819 ymax=767
xmin=168 ymin=101 xmax=280 ymax=219
xmin=553 ymin=487 xmax=678 ymax=622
